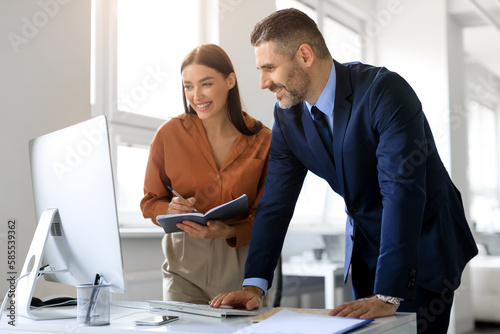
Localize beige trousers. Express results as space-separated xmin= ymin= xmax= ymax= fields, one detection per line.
xmin=161 ymin=233 xmax=248 ymax=304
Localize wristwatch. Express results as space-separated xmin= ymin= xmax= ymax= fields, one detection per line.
xmin=375 ymin=294 xmax=401 ymax=310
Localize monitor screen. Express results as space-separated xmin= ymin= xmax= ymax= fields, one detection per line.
xmin=17 ymin=116 xmax=125 ymax=319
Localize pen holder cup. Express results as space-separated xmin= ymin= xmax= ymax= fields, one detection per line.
xmin=76 ymin=283 xmax=111 ymax=326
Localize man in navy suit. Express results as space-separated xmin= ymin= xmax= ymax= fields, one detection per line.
xmin=211 ymin=8 xmax=477 ymax=333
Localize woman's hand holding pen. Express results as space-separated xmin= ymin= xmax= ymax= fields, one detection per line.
xmin=177 ymin=219 xmax=236 ymax=240
xmin=168 ymin=196 xmax=197 ymax=214
xmin=167 ymin=185 xmax=197 ymax=212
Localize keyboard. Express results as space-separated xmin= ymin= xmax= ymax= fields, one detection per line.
xmin=147 ymin=300 xmax=261 ymax=318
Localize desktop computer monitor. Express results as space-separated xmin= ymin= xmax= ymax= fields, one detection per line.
xmin=16 ymin=116 xmax=125 ymax=320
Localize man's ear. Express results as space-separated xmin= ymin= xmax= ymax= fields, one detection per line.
xmin=296 ymin=43 xmax=314 ymax=67
xmin=227 ymin=72 xmax=236 ymax=89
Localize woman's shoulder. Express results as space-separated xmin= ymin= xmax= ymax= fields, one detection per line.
xmin=156 ymin=113 xmax=196 ymax=133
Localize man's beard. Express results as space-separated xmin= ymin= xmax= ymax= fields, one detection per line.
xmin=273 ymin=62 xmax=310 ymax=109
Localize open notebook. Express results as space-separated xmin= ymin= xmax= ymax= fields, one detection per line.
xmin=156 ymin=194 xmax=248 ymax=233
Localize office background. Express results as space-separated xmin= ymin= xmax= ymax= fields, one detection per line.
xmin=1 ymin=0 xmax=499 ymax=333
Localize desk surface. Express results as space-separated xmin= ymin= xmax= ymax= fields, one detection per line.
xmin=282 ymin=260 xmax=343 ymax=275
xmin=1 ymin=301 xmax=416 ymax=333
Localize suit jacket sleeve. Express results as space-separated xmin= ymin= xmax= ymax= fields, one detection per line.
xmin=369 ymin=71 xmax=427 ymax=298
xmin=243 ymin=106 xmax=308 ymax=287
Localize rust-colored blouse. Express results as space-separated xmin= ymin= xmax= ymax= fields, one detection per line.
xmin=141 ymin=113 xmax=271 ymax=249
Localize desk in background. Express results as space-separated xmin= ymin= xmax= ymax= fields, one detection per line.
xmin=1 ymin=301 xmax=416 ymax=333
xmin=282 ymin=259 xmax=351 ymax=309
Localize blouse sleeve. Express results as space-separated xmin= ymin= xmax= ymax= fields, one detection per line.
xmin=140 ymin=129 xmax=172 ymax=226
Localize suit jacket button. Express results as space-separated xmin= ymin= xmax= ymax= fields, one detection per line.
xmin=349 ymin=207 xmax=358 ymax=213
xmin=350 ymin=234 xmax=354 ymax=241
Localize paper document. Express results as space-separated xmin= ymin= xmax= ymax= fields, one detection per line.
xmin=157 ymin=194 xmax=248 ymax=233
xmin=251 ymin=307 xmax=330 ymax=322
xmin=234 ymin=309 xmax=373 ymax=334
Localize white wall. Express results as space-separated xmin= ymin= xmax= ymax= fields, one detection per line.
xmin=0 ymin=0 xmax=91 ymax=298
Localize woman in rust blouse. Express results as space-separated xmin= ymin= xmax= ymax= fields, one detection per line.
xmin=140 ymin=44 xmax=271 ymax=303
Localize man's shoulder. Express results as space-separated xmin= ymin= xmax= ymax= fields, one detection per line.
xmin=343 ymin=61 xmax=406 ymax=83
xmin=339 ymin=61 xmax=410 ymax=97
xmin=341 ymin=61 xmax=392 ymax=79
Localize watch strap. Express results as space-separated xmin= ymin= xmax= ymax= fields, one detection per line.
xmin=375 ymin=294 xmax=401 ymax=310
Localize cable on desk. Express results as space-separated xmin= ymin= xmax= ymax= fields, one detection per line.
xmin=109 ymin=302 xmax=152 ymax=321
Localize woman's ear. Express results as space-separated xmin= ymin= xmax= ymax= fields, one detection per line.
xmin=227 ymin=72 xmax=236 ymax=89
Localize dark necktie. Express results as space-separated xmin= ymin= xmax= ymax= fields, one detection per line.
xmin=311 ymin=106 xmax=333 ymax=158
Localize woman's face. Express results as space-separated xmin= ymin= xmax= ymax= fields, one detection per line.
xmin=182 ymin=64 xmax=235 ymax=120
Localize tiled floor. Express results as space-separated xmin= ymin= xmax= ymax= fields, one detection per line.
xmin=466 ymin=322 xmax=500 ymax=333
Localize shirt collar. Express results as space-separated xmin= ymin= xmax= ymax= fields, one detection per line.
xmin=305 ymin=61 xmax=336 ymax=118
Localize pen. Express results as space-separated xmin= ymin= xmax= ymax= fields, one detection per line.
xmin=167 ymin=185 xmax=198 ymax=212
xmin=85 ymin=273 xmax=101 ymax=325
xmin=93 ymin=273 xmax=101 ymax=285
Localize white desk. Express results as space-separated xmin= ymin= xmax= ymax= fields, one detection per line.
xmin=282 ymin=260 xmax=348 ymax=308
xmin=0 ymin=301 xmax=416 ymax=333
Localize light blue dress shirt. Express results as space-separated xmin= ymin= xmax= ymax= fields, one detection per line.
xmin=243 ymin=61 xmax=337 ymax=295
xmin=305 ymin=61 xmax=336 ymax=133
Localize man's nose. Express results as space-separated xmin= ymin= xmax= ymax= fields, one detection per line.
xmin=259 ymin=72 xmax=271 ymax=90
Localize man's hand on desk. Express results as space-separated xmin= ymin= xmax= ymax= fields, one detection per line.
xmin=210 ymin=286 xmax=263 ymax=310
xmin=328 ymin=296 xmax=397 ymax=319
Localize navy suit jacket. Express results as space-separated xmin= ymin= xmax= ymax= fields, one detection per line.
xmin=245 ymin=61 xmax=478 ymax=300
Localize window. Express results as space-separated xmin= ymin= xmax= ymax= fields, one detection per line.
xmin=92 ymin=0 xmax=213 ymax=229
xmin=114 ymin=0 xmax=203 ymax=229
xmin=116 ymin=145 xmax=150 ymax=226
xmin=276 ymin=0 xmax=365 ymax=232
xmin=116 ymin=0 xmax=201 ymax=120
xmin=468 ymin=101 xmax=500 ymax=232
xmin=276 ymin=0 xmax=316 ymax=20
xmin=323 ymin=17 xmax=362 ymax=63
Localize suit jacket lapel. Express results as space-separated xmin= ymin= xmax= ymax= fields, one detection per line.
xmin=332 ymin=61 xmax=353 ymax=197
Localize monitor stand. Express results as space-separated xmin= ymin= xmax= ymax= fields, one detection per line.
xmin=16 ymin=209 xmax=76 ymax=320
